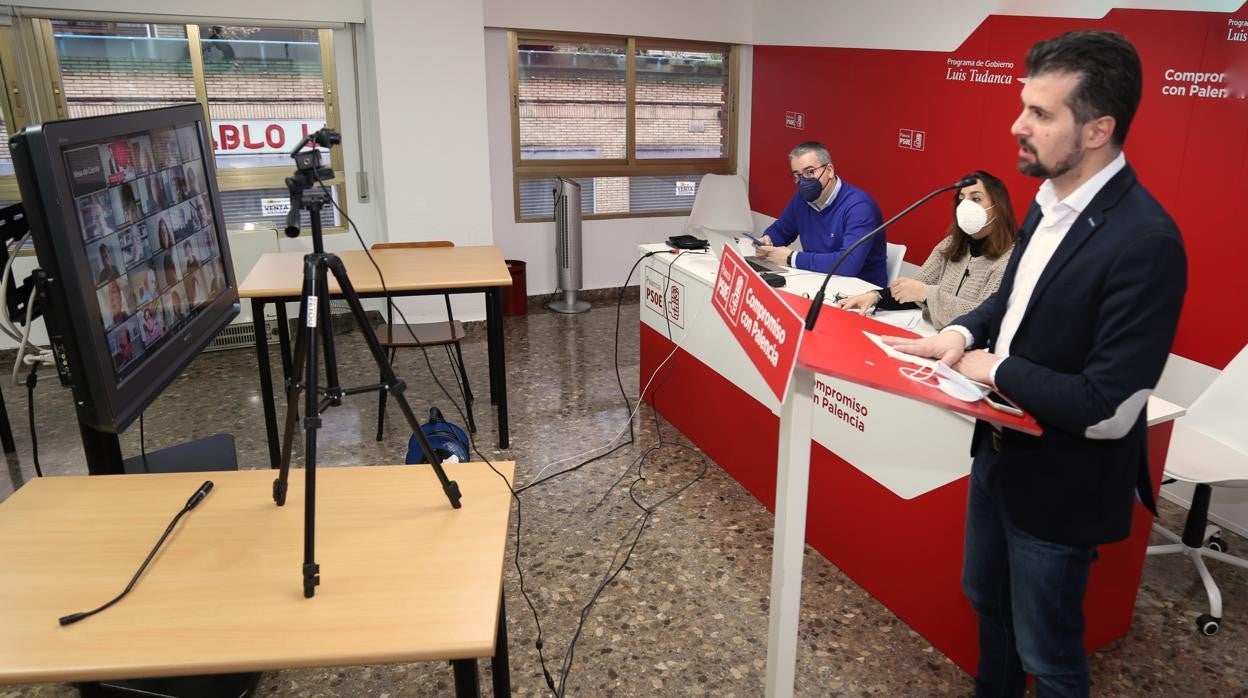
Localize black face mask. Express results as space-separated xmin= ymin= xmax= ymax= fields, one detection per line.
xmin=797 ymin=175 xmax=824 ymax=202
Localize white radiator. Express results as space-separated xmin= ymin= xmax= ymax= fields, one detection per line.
xmin=204 ymin=226 xmax=280 ymax=352
xmin=226 ymin=226 xmax=280 ymax=326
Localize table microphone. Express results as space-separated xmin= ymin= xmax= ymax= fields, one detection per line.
xmin=803 ymin=176 xmax=979 ymax=331
xmin=59 ymin=480 xmax=215 ymax=626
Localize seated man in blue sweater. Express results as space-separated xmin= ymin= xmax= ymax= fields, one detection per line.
xmin=756 ymin=142 xmax=889 ymax=286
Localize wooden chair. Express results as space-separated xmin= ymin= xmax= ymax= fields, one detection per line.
xmin=372 ymin=241 xmax=475 ymax=440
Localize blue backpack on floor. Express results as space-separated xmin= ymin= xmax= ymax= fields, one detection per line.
xmin=406 ymin=407 xmax=470 ymax=464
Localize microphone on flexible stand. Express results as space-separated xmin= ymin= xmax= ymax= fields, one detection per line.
xmin=803 ymin=176 xmax=978 ymax=330
xmin=58 ymin=481 xmax=215 ymax=626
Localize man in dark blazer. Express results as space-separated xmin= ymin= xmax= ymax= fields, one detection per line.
xmin=886 ymin=31 xmax=1186 ymax=697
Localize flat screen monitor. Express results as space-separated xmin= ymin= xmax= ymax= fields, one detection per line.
xmin=10 ymin=104 xmax=239 ymax=433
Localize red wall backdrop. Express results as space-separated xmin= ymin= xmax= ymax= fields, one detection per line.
xmin=749 ymin=5 xmax=1248 ymax=369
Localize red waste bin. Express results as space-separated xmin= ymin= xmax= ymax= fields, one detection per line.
xmin=502 ymin=259 xmax=527 ymax=316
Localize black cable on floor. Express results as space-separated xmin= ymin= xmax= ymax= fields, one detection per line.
xmin=402 ymin=242 xmax=708 ymax=696
xmin=642 ymin=248 xmax=688 ymax=457
xmin=25 ymin=363 xmax=43 ymax=478
xmin=400 ymin=241 xmax=705 ymax=697
xmin=556 ymin=444 xmax=708 ymax=696
xmin=549 ymin=250 xmax=711 ymax=695
xmin=595 ymin=249 xmax=693 ymax=514
xmin=515 ymin=251 xmax=661 ymax=494
xmin=315 ymin=176 xmax=565 ymax=690
xmin=319 ymin=168 xmax=708 ymax=695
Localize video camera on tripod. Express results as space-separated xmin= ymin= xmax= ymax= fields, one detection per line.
xmin=269 ymin=124 xmax=464 ymax=599
xmin=283 ymin=127 xmax=341 ymax=238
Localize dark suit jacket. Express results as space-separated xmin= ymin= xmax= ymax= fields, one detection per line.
xmin=953 ymin=163 xmax=1187 ymax=546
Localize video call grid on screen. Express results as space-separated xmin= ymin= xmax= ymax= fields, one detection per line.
xmin=65 ymin=124 xmax=229 ymax=378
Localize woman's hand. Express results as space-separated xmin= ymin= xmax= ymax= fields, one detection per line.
xmin=836 ymin=291 xmax=879 ymax=314
xmin=890 ymin=277 xmax=929 ymax=303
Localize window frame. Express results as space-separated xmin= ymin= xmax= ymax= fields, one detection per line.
xmin=508 ymin=30 xmax=738 ymax=222
xmin=0 ymin=18 xmax=348 ymax=235
xmin=0 ymin=25 xmax=27 ymax=204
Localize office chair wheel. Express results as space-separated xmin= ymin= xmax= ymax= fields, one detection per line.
xmin=1207 ymin=535 xmax=1228 ymax=553
xmin=1197 ymin=614 xmax=1221 ymax=636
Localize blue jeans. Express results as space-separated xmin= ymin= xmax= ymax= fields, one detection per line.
xmin=963 ymin=450 xmax=1098 ymax=698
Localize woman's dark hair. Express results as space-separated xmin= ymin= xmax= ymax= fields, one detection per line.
xmin=940 ymin=170 xmax=1018 ymax=262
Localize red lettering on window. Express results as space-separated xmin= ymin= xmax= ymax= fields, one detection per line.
xmin=219 ymin=124 xmax=240 ymax=151
xmin=265 ymin=124 xmax=285 ymax=149
xmin=242 ymin=125 xmax=266 ymax=150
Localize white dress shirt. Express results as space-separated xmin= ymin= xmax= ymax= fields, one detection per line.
xmin=949 ymin=151 xmax=1127 ymax=383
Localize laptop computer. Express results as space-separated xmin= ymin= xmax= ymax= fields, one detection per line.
xmin=702 ymin=229 xmax=787 ymax=273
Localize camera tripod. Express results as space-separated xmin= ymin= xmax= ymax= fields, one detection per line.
xmin=272 ymin=131 xmax=461 ymax=598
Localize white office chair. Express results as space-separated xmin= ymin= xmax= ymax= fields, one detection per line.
xmin=686 ymin=174 xmax=753 ymax=238
xmin=1147 ymin=342 xmax=1248 ymax=636
xmin=751 ymin=211 xmax=777 ymax=238
xmin=885 ymin=243 xmax=907 ymax=284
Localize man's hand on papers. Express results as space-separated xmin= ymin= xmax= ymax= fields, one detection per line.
xmin=881 ymin=330 xmax=966 ymax=366
xmin=955 ymin=349 xmax=997 ymax=387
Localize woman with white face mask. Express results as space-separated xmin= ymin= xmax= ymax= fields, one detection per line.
xmin=836 ymin=170 xmax=1019 ymax=329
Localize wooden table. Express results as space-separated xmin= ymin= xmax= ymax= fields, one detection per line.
xmin=239 ymin=246 xmax=514 ymax=465
xmin=0 ymin=462 xmax=515 ymax=697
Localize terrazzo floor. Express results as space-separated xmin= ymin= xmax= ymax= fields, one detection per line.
xmin=1 ymin=297 xmax=1245 ymax=697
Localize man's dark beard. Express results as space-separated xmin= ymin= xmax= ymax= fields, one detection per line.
xmin=1017 ymin=138 xmax=1082 ymax=180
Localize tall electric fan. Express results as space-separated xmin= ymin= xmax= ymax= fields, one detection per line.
xmin=547 ymin=176 xmax=590 ymax=314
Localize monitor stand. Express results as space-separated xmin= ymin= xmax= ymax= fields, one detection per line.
xmin=77 ymin=672 xmax=261 ymax=698
xmin=122 ymin=432 xmax=238 ymax=474
xmin=79 ymin=427 xmax=237 ymax=475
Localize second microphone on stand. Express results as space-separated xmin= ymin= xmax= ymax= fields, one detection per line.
xmin=803 ymin=175 xmax=979 ymax=331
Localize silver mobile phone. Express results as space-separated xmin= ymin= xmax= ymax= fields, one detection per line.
xmin=985 ymin=391 xmax=1023 ymax=416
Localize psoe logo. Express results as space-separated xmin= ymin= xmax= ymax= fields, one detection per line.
xmin=785 ymin=111 xmax=805 ymax=130
xmin=644 ymin=271 xmax=666 ymax=315
xmin=898 ymin=128 xmax=926 ymax=151
xmin=647 ymin=269 xmax=686 ymax=329
xmin=668 ymin=282 xmax=682 ymax=324
xmin=714 ymin=267 xmax=735 ymax=308
xmin=727 ymin=274 xmax=746 ymax=318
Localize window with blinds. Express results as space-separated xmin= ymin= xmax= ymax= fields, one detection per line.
xmin=509 ymin=31 xmax=737 ymax=222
